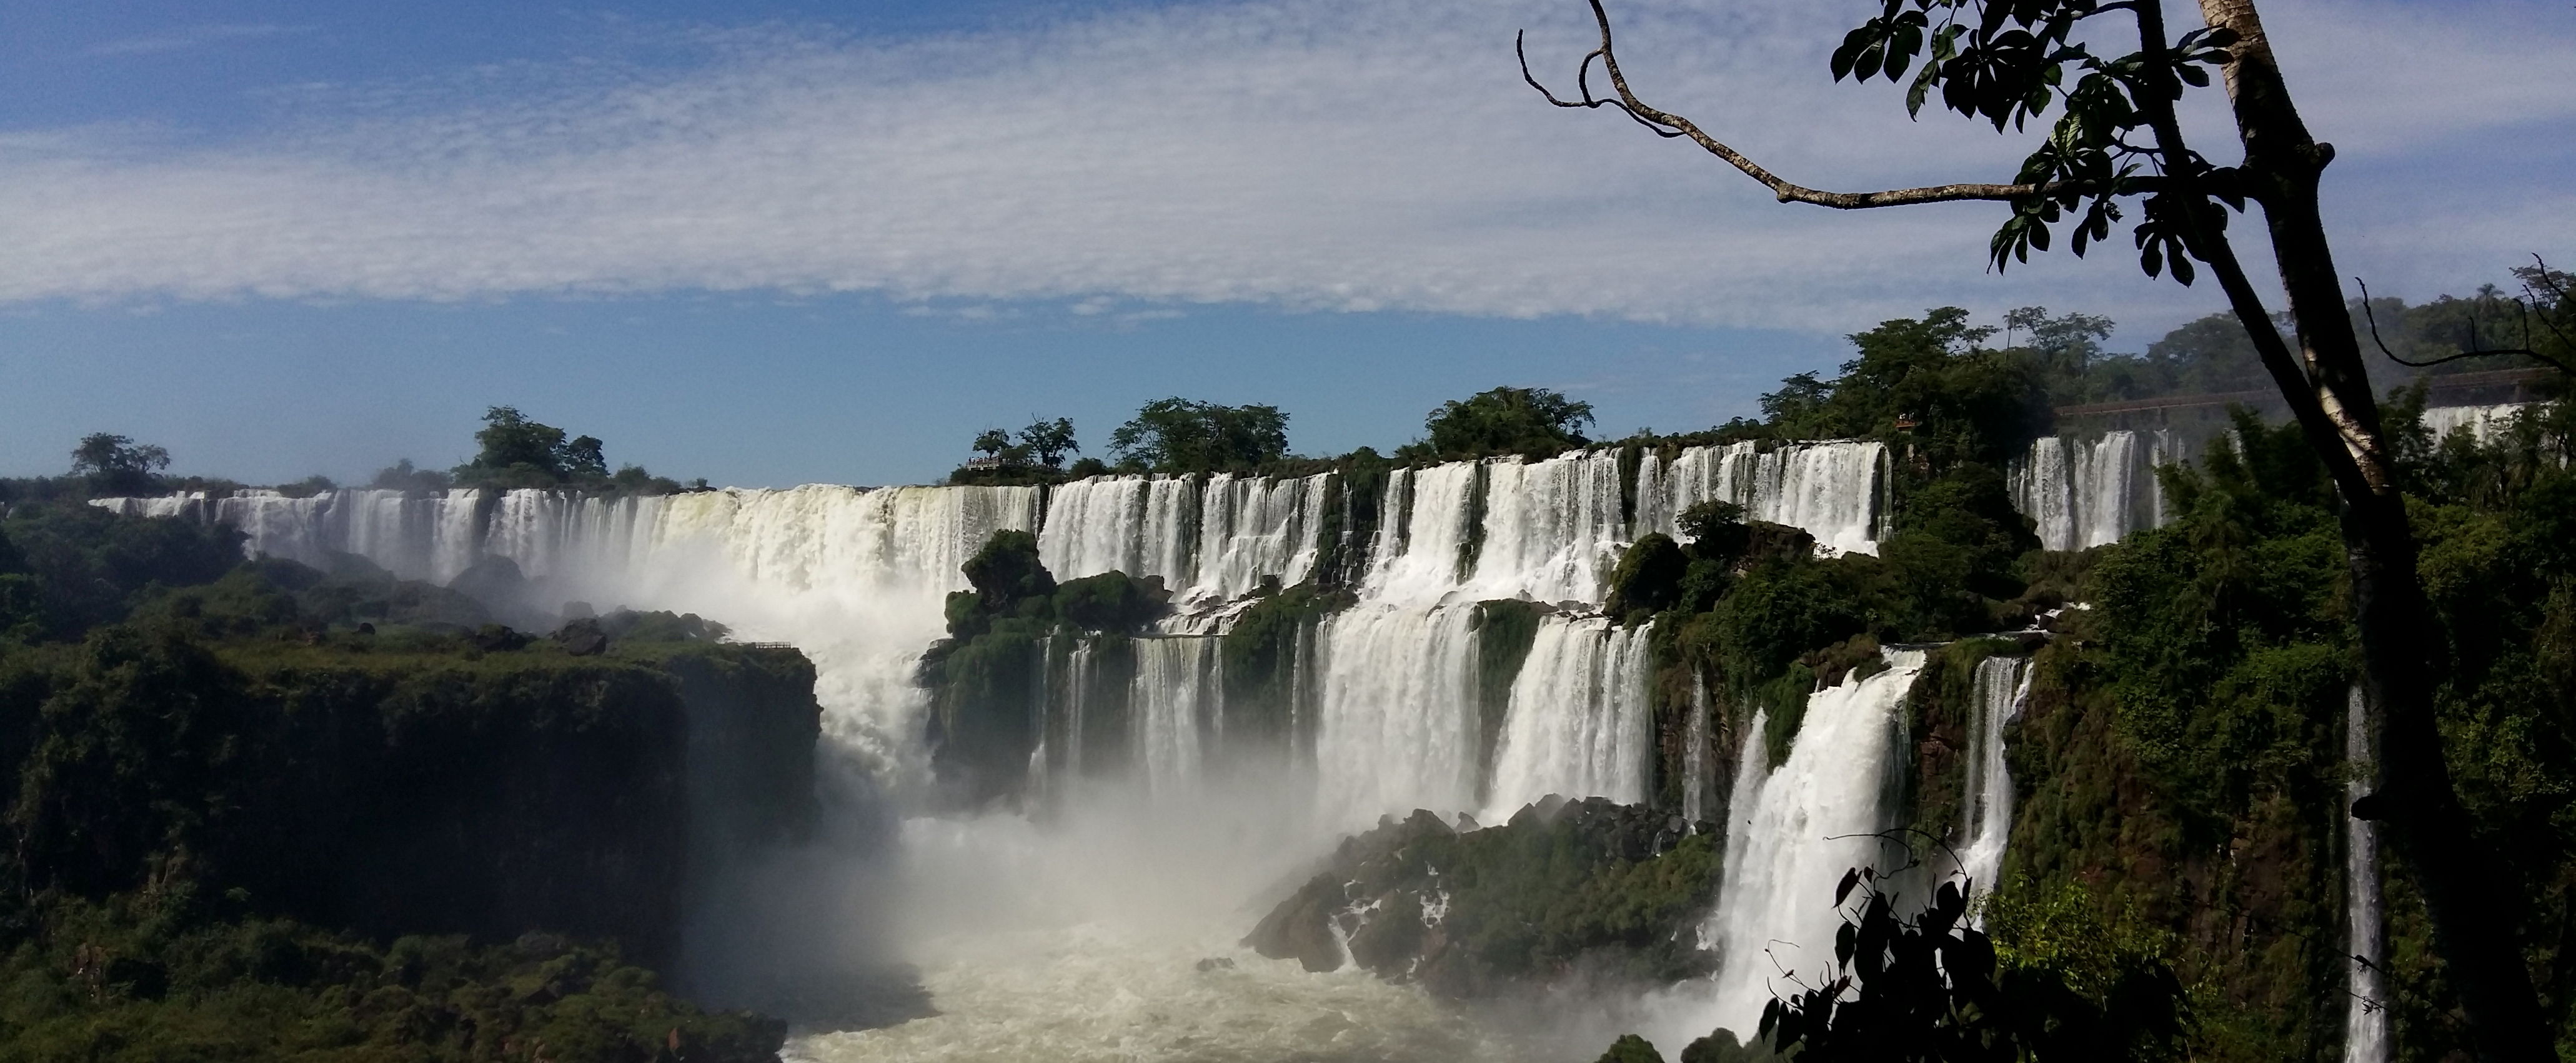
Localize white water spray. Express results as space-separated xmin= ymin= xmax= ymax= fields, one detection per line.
xmin=1697 ymin=650 xmax=1929 ymax=1039
xmin=1956 ymin=654 xmax=2031 ymax=899
xmin=1482 ymin=616 xmax=1656 ymax=819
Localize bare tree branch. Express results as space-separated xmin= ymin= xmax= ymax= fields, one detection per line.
xmin=1518 ymin=2 xmax=2141 ymax=209
xmin=2356 ymin=278 xmax=2576 ymax=377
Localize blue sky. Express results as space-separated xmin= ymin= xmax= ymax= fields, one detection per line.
xmin=4 ymin=0 xmax=2571 ymax=487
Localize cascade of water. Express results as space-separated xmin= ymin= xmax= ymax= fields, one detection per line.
xmin=1471 ymin=451 xmax=1626 ymax=602
xmin=1681 ymin=677 xmax=1711 ymax=823
xmin=1633 ymin=451 xmax=1668 ymax=541
xmin=1656 ymin=441 xmax=1886 ymax=556
xmin=1040 ymin=473 xmax=1330 ymax=608
xmin=1700 ymin=650 xmax=1929 ymax=1037
xmin=1190 ymin=472 xmax=1333 ymax=601
xmin=1288 ymin=619 xmax=1312 ymax=764
xmin=2345 ymin=684 xmax=2389 ymax=1063
xmin=2077 ymin=432 xmax=2140 ymax=550
xmin=2007 ymin=438 xmax=2076 ymax=552
xmin=2011 ymin=431 xmax=2179 ymax=551
xmin=1311 ymin=603 xmax=1483 ymax=827
xmin=1028 ymin=637 xmax=1057 ymax=804
xmin=2144 ymin=429 xmax=2182 ymax=527
xmin=1040 ymin=476 xmax=1171 ymax=587
xmin=1957 ymin=655 xmax=2032 ymax=899
xmin=2420 ymin=402 xmax=2535 ymax=444
xmin=1481 ymin=616 xmax=1656 ymax=819
xmin=1360 ymin=462 xmax=1480 ymax=602
xmin=1130 ymin=637 xmax=1216 ymax=794
xmin=1063 ymin=641 xmax=1095 ymax=778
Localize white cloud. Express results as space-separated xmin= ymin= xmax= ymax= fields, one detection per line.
xmin=6 ymin=0 xmax=2570 ymax=334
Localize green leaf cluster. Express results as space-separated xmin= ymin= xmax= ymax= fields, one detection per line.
xmin=1107 ymin=398 xmax=1291 ymax=473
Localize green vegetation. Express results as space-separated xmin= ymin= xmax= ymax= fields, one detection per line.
xmin=0 ymin=892 xmax=782 ymax=1063
xmin=69 ymin=434 xmax=171 ymax=496
xmin=435 ymin=406 xmax=683 ymax=493
xmin=1405 ymin=386 xmax=1596 ymax=461
xmin=1961 ymin=396 xmax=2576 ymax=1060
xmin=1245 ymin=799 xmax=1720 ymax=998
xmin=1538 ymin=0 xmax=2565 ymax=1036
xmin=1219 ymin=584 xmax=1349 ymax=753
xmin=950 ymin=417 xmax=1083 ymax=485
xmin=0 ymin=504 xmax=812 ymax=1061
xmin=1107 ymin=397 xmax=1291 ymax=472
xmin=0 ymin=499 xmax=247 ymax=642
xmin=920 ymin=529 xmax=1171 ymax=802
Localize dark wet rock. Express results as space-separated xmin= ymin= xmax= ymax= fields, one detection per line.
xmin=554 ymin=616 xmax=610 ymax=656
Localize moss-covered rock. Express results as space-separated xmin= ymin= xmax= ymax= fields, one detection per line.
xmin=1606 ymin=534 xmax=1689 ymax=619
xmin=923 ymin=531 xmax=1176 ymax=804
xmin=1244 ymin=797 xmax=1719 ymax=999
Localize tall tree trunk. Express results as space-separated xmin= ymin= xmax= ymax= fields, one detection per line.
xmin=2195 ymin=2 xmax=2552 ymax=1057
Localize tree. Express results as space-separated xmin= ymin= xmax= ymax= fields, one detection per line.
xmin=1018 ymin=417 xmax=1080 ymax=469
xmin=369 ymin=459 xmax=454 ymax=493
xmin=560 ymin=435 xmax=608 ymax=479
xmin=69 ymin=434 xmax=170 ymax=494
xmin=1420 ymin=386 xmax=1596 ymax=458
xmin=1524 ymin=1 xmax=2551 ymax=1053
xmin=971 ymin=428 xmax=1015 ymax=459
xmin=1108 ymin=399 xmax=1290 ymax=472
xmin=450 ymin=407 xmax=645 ymax=489
xmin=465 ymin=406 xmax=567 ymax=475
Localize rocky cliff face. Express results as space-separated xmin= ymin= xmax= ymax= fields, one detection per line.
xmin=0 ymin=631 xmax=823 ymax=971
xmin=1245 ymin=796 xmax=1719 ymax=999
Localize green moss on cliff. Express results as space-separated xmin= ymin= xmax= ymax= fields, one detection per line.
xmin=1246 ymin=799 xmax=1719 ymax=998
xmin=1220 ymin=586 xmax=1346 ymax=756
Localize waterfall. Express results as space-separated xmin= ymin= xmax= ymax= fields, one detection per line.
xmin=1653 ymin=441 xmax=1887 ymax=556
xmin=1130 ymin=637 xmax=1216 ymax=795
xmin=1312 ymin=602 xmax=1484 ymax=826
xmin=1471 ymin=451 xmax=1626 ymax=602
xmin=2420 ymin=402 xmax=2535 ymax=444
xmin=2008 ymin=429 xmax=2181 ymax=551
xmin=1957 ymin=654 xmax=2031 ymax=899
xmin=1701 ymin=649 xmax=1929 ymax=1037
xmin=1190 ymin=472 xmax=1333 ymax=601
xmin=1481 ymin=616 xmax=1656 ymax=819
xmin=2345 ymin=684 xmax=2389 ymax=1063
xmin=1038 ymin=472 xmax=1335 ymax=607
xmin=1038 ymin=476 xmax=1195 ymax=591
xmin=1634 ymin=451 xmax=1669 ymax=540
xmin=1360 ymin=462 xmax=1479 ymax=602
xmin=1681 ymin=676 xmax=1711 ymax=823
xmin=1062 ymin=641 xmax=1095 ymax=778
xmin=93 ymin=487 xmax=494 ymax=582
xmin=93 ymin=447 xmax=1888 ymax=831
